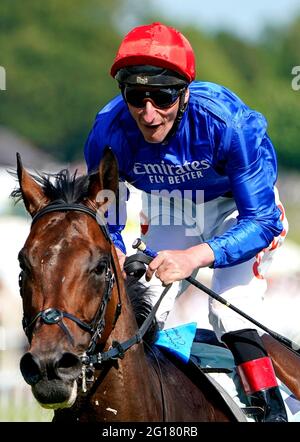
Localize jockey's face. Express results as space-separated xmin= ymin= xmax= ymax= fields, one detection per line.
xmin=126 ymin=88 xmax=189 ymax=144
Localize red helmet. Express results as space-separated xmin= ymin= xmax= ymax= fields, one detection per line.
xmin=110 ymin=22 xmax=196 ymax=84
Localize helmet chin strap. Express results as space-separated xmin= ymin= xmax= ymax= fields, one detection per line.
xmin=162 ymin=89 xmax=188 ymax=145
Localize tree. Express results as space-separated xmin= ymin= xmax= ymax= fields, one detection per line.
xmin=0 ymin=0 xmax=122 ymax=162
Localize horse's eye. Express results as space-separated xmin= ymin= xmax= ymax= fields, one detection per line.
xmin=93 ymin=261 xmax=107 ymax=276
xmin=19 ymin=271 xmax=24 ymax=288
xmin=18 ymin=271 xmax=25 ymax=297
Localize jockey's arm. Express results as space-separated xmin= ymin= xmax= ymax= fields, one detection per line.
xmin=146 ymin=113 xmax=283 ymax=286
xmin=146 ymin=243 xmax=215 ymax=285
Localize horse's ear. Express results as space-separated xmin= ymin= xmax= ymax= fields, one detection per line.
xmin=99 ymin=146 xmax=119 ymax=193
xmin=88 ymin=147 xmax=119 ymax=212
xmin=16 ymin=153 xmax=50 ymax=216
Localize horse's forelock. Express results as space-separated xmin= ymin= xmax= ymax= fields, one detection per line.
xmin=11 ymin=169 xmax=98 ymax=205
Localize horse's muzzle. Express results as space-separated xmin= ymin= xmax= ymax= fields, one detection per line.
xmin=20 ymin=351 xmax=82 ymax=407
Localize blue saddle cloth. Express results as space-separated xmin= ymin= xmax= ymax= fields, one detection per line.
xmin=155 ymin=322 xmax=197 ymax=362
xmin=155 ymin=323 xmax=224 ymax=363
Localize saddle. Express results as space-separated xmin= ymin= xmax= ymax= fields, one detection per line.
xmin=156 ymin=344 xmax=248 ymax=422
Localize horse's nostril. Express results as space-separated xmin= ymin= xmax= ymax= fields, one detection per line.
xmin=20 ymin=352 xmax=42 ymax=386
xmin=55 ymin=352 xmax=81 ymax=381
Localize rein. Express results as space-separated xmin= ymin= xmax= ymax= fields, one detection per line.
xmin=83 ymin=281 xmax=171 ymax=366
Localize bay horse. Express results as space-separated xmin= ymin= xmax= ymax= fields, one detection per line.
xmin=12 ymin=148 xmax=239 ymax=422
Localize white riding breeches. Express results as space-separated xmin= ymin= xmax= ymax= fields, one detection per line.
xmin=139 ymin=189 xmax=288 ymax=340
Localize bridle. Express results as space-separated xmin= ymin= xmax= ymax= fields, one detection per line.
xmin=21 ymin=202 xmax=122 ymax=363
xmin=21 ymin=201 xmax=171 ymax=358
xmin=21 ymin=201 xmax=169 ymax=366
xmin=21 ymin=202 xmax=170 ymax=414
xmin=20 ymin=200 xmax=171 ymax=419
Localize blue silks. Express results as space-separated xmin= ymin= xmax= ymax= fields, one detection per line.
xmin=85 ymin=81 xmax=283 ymax=266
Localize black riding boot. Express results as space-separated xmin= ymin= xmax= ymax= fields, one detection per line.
xmin=221 ymin=328 xmax=288 ymax=422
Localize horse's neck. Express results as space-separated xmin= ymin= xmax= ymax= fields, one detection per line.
xmin=89 ymin=291 xmax=162 ymax=421
xmin=262 ymin=333 xmax=300 ymax=400
xmin=71 ymin=297 xmax=232 ymax=422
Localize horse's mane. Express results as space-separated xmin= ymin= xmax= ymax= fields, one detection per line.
xmin=11 ymin=169 xmax=159 ymax=347
xmin=125 ymin=278 xmax=159 ymax=347
xmin=11 ymin=169 xmax=93 ymax=204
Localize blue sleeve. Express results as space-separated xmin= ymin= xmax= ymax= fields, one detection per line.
xmin=207 ymin=110 xmax=283 ymax=268
xmin=84 ymin=116 xmax=129 ymax=254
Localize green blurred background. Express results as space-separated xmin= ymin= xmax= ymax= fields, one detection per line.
xmin=1 ymin=0 xmax=299 ymax=168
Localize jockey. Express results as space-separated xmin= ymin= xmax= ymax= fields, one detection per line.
xmin=84 ymin=22 xmax=288 ymax=422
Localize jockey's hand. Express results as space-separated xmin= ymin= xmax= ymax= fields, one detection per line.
xmin=115 ymin=247 xmax=127 ymax=279
xmin=145 ymin=243 xmax=215 ymax=285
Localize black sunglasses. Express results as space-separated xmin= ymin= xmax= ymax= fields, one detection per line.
xmin=123 ymin=86 xmax=184 ymax=109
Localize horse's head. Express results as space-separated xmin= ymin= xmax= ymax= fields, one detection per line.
xmin=14 ymin=148 xmax=122 ymax=409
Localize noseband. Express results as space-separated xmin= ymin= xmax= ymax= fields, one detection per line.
xmin=22 ymin=202 xmax=121 ymax=359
